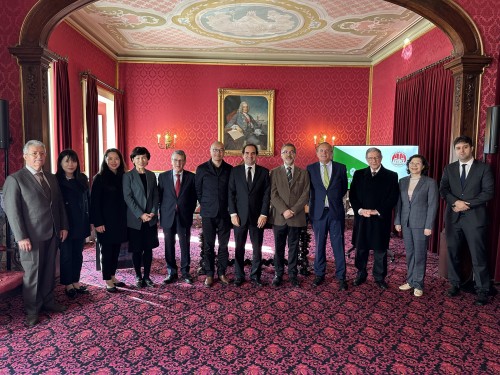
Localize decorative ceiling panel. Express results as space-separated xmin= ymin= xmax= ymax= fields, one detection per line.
xmin=66 ymin=0 xmax=433 ymax=64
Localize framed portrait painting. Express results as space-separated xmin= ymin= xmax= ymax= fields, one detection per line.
xmin=218 ymin=88 xmax=275 ymax=156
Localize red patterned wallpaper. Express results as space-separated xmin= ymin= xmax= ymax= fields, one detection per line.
xmin=119 ymin=64 xmax=369 ymax=171
xmin=370 ymin=27 xmax=453 ymax=145
xmin=48 ymin=21 xmax=116 ymax=171
xmin=0 ymin=0 xmax=38 ymax=184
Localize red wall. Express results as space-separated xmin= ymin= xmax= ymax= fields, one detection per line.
xmin=48 ymin=22 xmax=116 ymax=170
xmin=118 ymin=63 xmax=370 ymax=171
xmin=370 ymin=27 xmax=454 ymax=145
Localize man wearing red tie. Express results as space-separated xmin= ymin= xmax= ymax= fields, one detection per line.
xmin=158 ymin=150 xmax=197 ymax=284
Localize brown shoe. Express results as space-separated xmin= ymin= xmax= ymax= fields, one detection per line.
xmin=219 ymin=275 xmax=230 ymax=285
xmin=205 ymin=276 xmax=214 ymax=287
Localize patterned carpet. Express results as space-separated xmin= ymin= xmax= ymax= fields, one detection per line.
xmin=0 ymin=228 xmax=499 ymax=374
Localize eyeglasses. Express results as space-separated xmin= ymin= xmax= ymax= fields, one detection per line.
xmin=366 ymin=157 xmax=381 ymax=161
xmin=281 ymin=150 xmax=296 ymax=155
xmin=211 ymin=148 xmax=225 ymax=153
xmin=27 ymin=152 xmax=46 ymax=157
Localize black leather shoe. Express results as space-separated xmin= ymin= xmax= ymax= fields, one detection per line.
xmin=75 ymin=286 xmax=90 ymax=294
xmin=312 ymin=276 xmax=325 ymax=287
xmin=272 ymin=276 xmax=282 ymax=287
xmin=183 ymin=275 xmax=193 ymax=284
xmin=136 ymin=277 xmax=145 ymax=288
xmin=163 ymin=274 xmax=178 ymax=284
xmin=113 ymin=281 xmax=126 ymax=287
xmin=475 ymin=292 xmax=488 ymax=306
xmin=43 ymin=303 xmax=67 ymax=313
xmin=144 ymin=278 xmax=155 ymax=287
xmin=339 ymin=280 xmax=348 ymax=291
xmin=25 ymin=315 xmax=39 ymax=327
xmin=447 ymin=285 xmax=460 ymax=297
xmin=251 ymin=279 xmax=264 ymax=287
xmin=65 ymin=288 xmax=78 ymax=299
xmin=353 ymin=277 xmax=366 ymax=286
xmin=290 ymin=277 xmax=300 ymax=288
xmin=376 ymin=280 xmax=389 ymax=290
xmin=234 ymin=278 xmax=244 ymax=287
xmin=106 ymin=286 xmax=118 ymax=293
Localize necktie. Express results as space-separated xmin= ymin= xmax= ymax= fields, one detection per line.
xmin=175 ymin=173 xmax=181 ymax=197
xmin=322 ymin=164 xmax=330 ymax=205
xmin=247 ymin=166 xmax=252 ymax=188
xmin=372 ymin=171 xmax=377 ymax=177
xmin=286 ymin=166 xmax=292 ymax=185
xmin=460 ymin=164 xmax=466 ymax=189
xmin=36 ymin=172 xmax=51 ymax=198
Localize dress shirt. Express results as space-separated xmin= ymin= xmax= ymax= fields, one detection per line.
xmin=459 ymin=158 xmax=473 ymax=178
xmin=26 ymin=165 xmax=51 ymax=188
xmin=245 ymin=164 xmax=255 ymax=182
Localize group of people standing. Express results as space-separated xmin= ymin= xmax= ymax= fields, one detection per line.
xmin=3 ymin=135 xmax=494 ymax=327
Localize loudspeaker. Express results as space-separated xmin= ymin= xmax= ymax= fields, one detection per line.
xmin=0 ymin=99 xmax=9 ymax=149
xmin=484 ymin=105 xmax=500 ymax=154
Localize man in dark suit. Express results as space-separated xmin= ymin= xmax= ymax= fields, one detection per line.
xmin=307 ymin=142 xmax=348 ymax=290
xmin=229 ymin=143 xmax=271 ymax=286
xmin=195 ymin=141 xmax=233 ymax=287
xmin=269 ymin=143 xmax=310 ymax=287
xmin=3 ymin=140 xmax=69 ymax=327
xmin=158 ymin=150 xmax=198 ymax=285
xmin=440 ymin=135 xmax=494 ymax=305
xmin=349 ymin=147 xmax=399 ymax=290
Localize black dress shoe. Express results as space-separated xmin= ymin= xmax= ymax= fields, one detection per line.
xmin=475 ymin=292 xmax=488 ymax=306
xmin=353 ymin=277 xmax=367 ymax=286
xmin=312 ymin=276 xmax=325 ymax=287
xmin=113 ymin=281 xmax=126 ymax=287
xmin=376 ymin=280 xmax=389 ymax=290
xmin=25 ymin=315 xmax=39 ymax=327
xmin=251 ymin=279 xmax=264 ymax=287
xmin=290 ymin=277 xmax=300 ymax=288
xmin=272 ymin=276 xmax=282 ymax=287
xmin=75 ymin=286 xmax=90 ymax=294
xmin=163 ymin=274 xmax=178 ymax=284
xmin=43 ymin=303 xmax=67 ymax=313
xmin=234 ymin=278 xmax=244 ymax=287
xmin=183 ymin=275 xmax=193 ymax=284
xmin=106 ymin=286 xmax=119 ymax=293
xmin=339 ymin=280 xmax=348 ymax=291
xmin=447 ymin=285 xmax=460 ymax=297
xmin=144 ymin=278 xmax=155 ymax=287
xmin=136 ymin=277 xmax=145 ymax=288
xmin=65 ymin=288 xmax=78 ymax=299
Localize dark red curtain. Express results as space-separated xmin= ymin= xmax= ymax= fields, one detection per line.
xmin=86 ymin=76 xmax=98 ymax=184
xmin=393 ymin=61 xmax=454 ymax=254
xmin=54 ymin=60 xmax=71 ymax=155
xmin=114 ymin=91 xmax=126 ymax=154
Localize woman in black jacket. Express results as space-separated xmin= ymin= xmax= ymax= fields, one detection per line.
xmin=56 ymin=149 xmax=91 ymax=298
xmin=90 ymin=148 xmax=128 ymax=293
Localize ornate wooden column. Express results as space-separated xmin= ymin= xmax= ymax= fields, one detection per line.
xmin=445 ymin=55 xmax=492 ymax=158
xmin=8 ymin=46 xmax=57 ymax=165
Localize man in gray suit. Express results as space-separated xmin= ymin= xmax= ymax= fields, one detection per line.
xmin=440 ymin=135 xmax=494 ymax=306
xmin=269 ymin=143 xmax=310 ymax=287
xmin=3 ymin=140 xmax=69 ymax=327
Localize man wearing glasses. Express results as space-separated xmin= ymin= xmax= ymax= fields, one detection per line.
xmin=269 ymin=143 xmax=310 ymax=287
xmin=3 ymin=140 xmax=69 ymax=327
xmin=349 ymin=147 xmax=399 ymax=290
xmin=195 ymin=141 xmax=233 ymax=287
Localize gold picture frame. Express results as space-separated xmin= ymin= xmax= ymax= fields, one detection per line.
xmin=218 ymin=88 xmax=275 ymax=156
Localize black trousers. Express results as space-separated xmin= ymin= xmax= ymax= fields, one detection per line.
xmin=132 ymin=249 xmax=153 ymax=279
xmin=273 ymin=224 xmax=300 ymax=277
xmin=202 ymin=214 xmax=231 ymax=277
xmin=100 ymin=242 xmax=121 ymax=280
xmin=234 ymin=223 xmax=264 ymax=280
xmin=355 ymin=247 xmax=387 ymax=282
xmin=60 ymin=238 xmax=85 ymax=285
xmin=164 ymin=214 xmax=192 ymax=277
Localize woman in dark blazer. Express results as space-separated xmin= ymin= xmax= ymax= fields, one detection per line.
xmin=123 ymin=147 xmax=159 ymax=288
xmin=90 ymin=148 xmax=128 ymax=293
xmin=56 ymin=149 xmax=91 ymax=298
xmin=394 ymin=154 xmax=438 ymax=297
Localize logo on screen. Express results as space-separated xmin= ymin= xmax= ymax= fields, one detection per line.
xmin=391 ymin=152 xmax=407 ymax=166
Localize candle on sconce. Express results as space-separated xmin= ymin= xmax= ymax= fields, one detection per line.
xmin=314 ymin=135 xmax=317 ymax=145
xmin=157 ymin=134 xmax=161 ymax=143
xmin=174 ymin=134 xmax=177 ymax=142
xmin=332 ymin=136 xmax=335 ymax=145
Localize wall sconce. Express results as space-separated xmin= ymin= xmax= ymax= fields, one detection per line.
xmin=314 ymin=134 xmax=335 ymax=146
xmin=157 ymin=132 xmax=177 ymax=149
